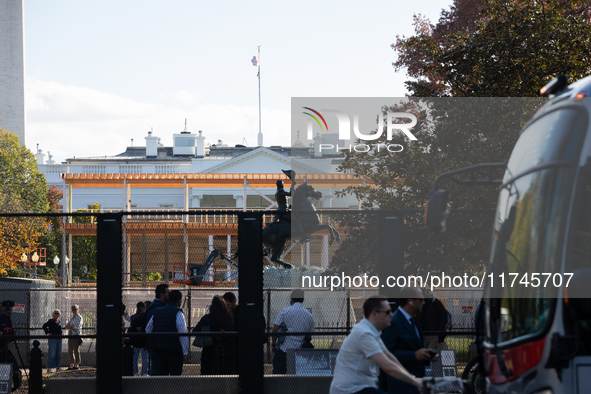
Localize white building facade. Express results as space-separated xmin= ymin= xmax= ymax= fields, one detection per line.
xmin=38 ymin=129 xmax=360 ymax=211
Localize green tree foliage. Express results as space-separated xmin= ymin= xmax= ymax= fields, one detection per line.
xmin=393 ymin=0 xmax=591 ymax=97
xmin=71 ymin=202 xmax=101 ymax=280
xmin=330 ymin=99 xmax=542 ymax=277
xmin=131 ymin=272 xmax=163 ymax=282
xmin=0 ymin=127 xmax=49 ymax=275
xmin=329 ymin=1 xmax=591 ymax=276
xmin=0 ymin=128 xmax=49 ymax=212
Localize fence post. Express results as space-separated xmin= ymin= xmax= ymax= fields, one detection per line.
xmin=266 ymin=289 xmax=271 ymax=362
xmin=346 ymin=289 xmax=351 ymax=334
xmin=122 ymin=338 xmax=134 ymax=376
xmin=97 ymin=213 xmax=123 ymax=394
xmin=379 ymin=211 xmax=403 ymax=300
xmin=28 ymin=340 xmax=42 ymax=394
xmin=238 ymin=212 xmax=264 ymax=394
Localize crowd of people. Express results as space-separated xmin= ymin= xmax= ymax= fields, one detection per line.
xmin=36 ymin=283 xmax=450 ymax=394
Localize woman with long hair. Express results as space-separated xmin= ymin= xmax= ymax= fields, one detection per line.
xmin=42 ymin=309 xmax=63 ymax=373
xmin=195 ymin=296 xmax=236 ymax=375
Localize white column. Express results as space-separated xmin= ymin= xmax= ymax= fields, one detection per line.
xmin=123 ymin=179 xmax=129 ymax=284
xmin=242 ymin=177 xmax=247 ymax=212
xmin=192 ymin=194 xmax=203 ymax=208
xmin=322 ymin=235 xmax=329 ymax=269
xmin=205 ymin=235 xmax=215 ymax=283
xmin=184 ymin=177 xmax=189 ymax=212
xmin=62 ymin=177 xmax=67 ymax=286
xmin=126 ymin=234 xmax=131 ymax=284
xmin=68 ymin=234 xmax=73 ymax=284
xmin=233 ymin=194 xmax=244 ymax=208
xmin=326 ymin=194 xmax=334 ymax=208
xmin=300 ymin=242 xmax=310 ymax=267
xmin=123 ymin=178 xmax=127 ymax=210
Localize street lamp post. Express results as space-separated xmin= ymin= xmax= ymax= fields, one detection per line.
xmin=31 ymin=251 xmax=39 ymax=271
xmin=53 ymin=256 xmax=60 ymax=285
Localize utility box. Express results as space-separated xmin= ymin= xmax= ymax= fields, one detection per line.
xmin=0 ymin=277 xmax=55 ymax=332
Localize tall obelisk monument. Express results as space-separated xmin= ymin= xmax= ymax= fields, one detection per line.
xmin=0 ymin=0 xmax=26 ymax=145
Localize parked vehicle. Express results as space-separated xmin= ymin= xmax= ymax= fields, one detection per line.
xmin=427 ymin=75 xmax=591 ymax=394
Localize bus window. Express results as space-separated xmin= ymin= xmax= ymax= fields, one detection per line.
xmin=487 ymin=107 xmax=587 ymax=344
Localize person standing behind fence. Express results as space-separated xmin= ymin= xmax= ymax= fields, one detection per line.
xmin=144 ymin=284 xmax=170 ymax=375
xmin=146 ymin=290 xmax=189 ymax=376
xmin=381 ymin=287 xmax=439 ymax=394
xmin=65 ymin=305 xmax=83 ymax=370
xmin=193 ymin=296 xmax=233 ymax=375
xmin=209 ymin=295 xmax=236 ymax=374
xmin=330 ymin=296 xmax=422 ymax=394
xmin=42 ymin=309 xmax=63 ymax=373
xmin=129 ymin=302 xmax=149 ymax=376
xmin=415 ymin=289 xmax=448 ymax=351
xmin=271 ymin=289 xmax=314 ymax=374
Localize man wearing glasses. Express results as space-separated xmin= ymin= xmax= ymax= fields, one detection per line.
xmin=381 ymin=287 xmax=440 ymax=394
xmin=330 ymin=295 xmax=421 ymax=394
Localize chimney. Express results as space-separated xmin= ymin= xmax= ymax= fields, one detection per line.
xmin=313 ymin=133 xmax=323 ymax=158
xmin=35 ymin=144 xmax=45 ymax=165
xmin=196 ymin=130 xmax=206 ymax=157
xmin=46 ymin=151 xmax=56 ymax=165
xmin=145 ymin=129 xmax=160 ymax=157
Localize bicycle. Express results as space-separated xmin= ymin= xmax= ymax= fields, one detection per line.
xmin=461 ymin=356 xmax=486 ymax=394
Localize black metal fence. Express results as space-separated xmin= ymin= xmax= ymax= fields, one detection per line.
xmin=0 ymin=210 xmax=489 ymax=394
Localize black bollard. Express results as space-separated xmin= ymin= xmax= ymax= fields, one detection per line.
xmin=122 ymin=338 xmax=134 ymax=376
xmin=29 ymin=340 xmax=43 ymax=394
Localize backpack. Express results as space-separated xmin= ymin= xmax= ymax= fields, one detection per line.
xmin=129 ymin=312 xmax=148 ymax=348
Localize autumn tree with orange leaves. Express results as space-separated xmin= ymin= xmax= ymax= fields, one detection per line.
xmin=0 ymin=127 xmax=50 ymax=275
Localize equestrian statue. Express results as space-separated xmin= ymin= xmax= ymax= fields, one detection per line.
xmin=262 ymin=170 xmax=340 ymax=268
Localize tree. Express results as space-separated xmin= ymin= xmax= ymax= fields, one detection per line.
xmin=329 ymin=1 xmax=591 ymax=276
xmin=71 ymin=202 xmax=100 ymax=280
xmin=35 ymin=185 xmax=64 ymax=279
xmin=0 ymin=127 xmax=50 ymax=275
xmin=329 ymin=99 xmax=542 ymax=277
xmin=392 ymin=0 xmax=591 ymax=96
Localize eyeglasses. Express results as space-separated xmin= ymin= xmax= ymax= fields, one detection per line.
xmin=375 ymin=309 xmax=393 ymax=315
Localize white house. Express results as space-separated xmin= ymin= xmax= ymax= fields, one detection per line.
xmin=37 ymin=129 xmax=360 ymax=211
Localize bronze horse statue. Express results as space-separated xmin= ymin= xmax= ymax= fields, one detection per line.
xmin=262 ymin=179 xmax=340 ymax=268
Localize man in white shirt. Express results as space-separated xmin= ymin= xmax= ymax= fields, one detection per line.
xmin=146 ymin=290 xmax=189 ymax=375
xmin=330 ymin=296 xmax=422 ymax=394
xmin=271 ymin=289 xmax=315 ymax=374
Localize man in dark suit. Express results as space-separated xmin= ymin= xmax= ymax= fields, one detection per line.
xmin=381 ymin=287 xmax=440 ymax=394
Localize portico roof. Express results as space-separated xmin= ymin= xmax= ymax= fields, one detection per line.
xmin=61 ymin=173 xmax=369 ymax=188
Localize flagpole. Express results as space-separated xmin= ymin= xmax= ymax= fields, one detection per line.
xmin=257 ymin=45 xmax=262 ymax=146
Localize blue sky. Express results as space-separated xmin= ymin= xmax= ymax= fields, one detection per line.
xmin=24 ymin=0 xmax=451 ymax=162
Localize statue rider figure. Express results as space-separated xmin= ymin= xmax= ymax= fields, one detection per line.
xmin=275 ymin=171 xmax=306 ymax=242
xmin=275 ymin=178 xmax=292 ymax=215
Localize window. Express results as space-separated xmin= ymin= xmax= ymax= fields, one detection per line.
xmin=487 ymin=108 xmax=586 ymax=344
